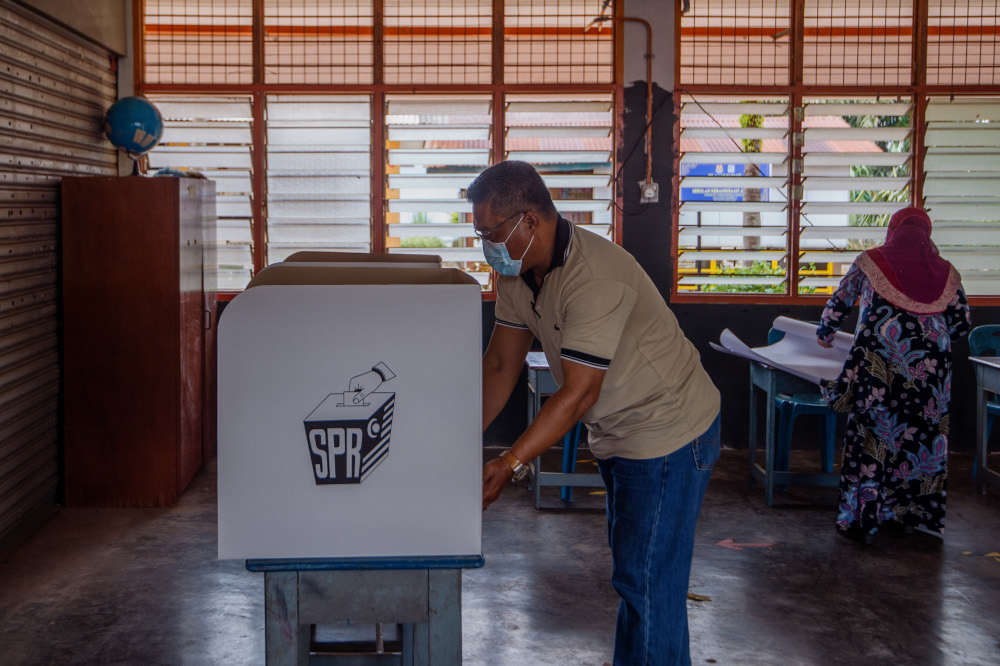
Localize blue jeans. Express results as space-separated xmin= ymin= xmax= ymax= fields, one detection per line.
xmin=596 ymin=413 xmax=720 ymax=666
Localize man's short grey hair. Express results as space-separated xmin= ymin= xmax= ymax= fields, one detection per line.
xmin=466 ymin=160 xmax=557 ymax=218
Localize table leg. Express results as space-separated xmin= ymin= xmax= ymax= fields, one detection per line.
xmin=764 ymin=372 xmax=777 ymax=507
xmin=265 ymin=572 xmax=309 ymax=666
xmin=748 ymin=372 xmax=758 ymax=488
xmin=976 ymin=365 xmax=988 ymax=495
xmin=526 ymin=374 xmax=541 ymax=495
xmin=426 ymin=570 xmax=461 ymax=665
xmin=527 ymin=374 xmax=544 ymax=508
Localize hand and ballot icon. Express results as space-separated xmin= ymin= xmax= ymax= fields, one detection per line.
xmin=304 ymin=362 xmax=397 ymax=485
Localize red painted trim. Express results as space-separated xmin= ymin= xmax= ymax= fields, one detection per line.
xmin=789 ymin=91 xmax=802 ymax=297
xmin=671 ymin=293 xmax=831 ymax=305
xmin=912 ymin=92 xmax=926 ymax=206
xmin=609 ymin=2 xmax=624 ymax=247
xmin=677 ymin=84 xmax=1000 ymax=96
xmin=140 ymin=83 xmax=618 ymax=94
xmin=372 ymin=91 xmax=385 ymax=254
xmin=670 ymin=94 xmax=681 ymax=295
xmin=679 ymin=25 xmax=1000 ymax=38
xmin=133 ymin=0 xmax=144 ymax=93
xmin=145 ymin=24 xmax=613 ymax=38
xmin=613 ymin=85 xmax=624 ymax=245
xmin=672 ymin=293 xmax=1000 ymax=307
xmin=250 ymin=91 xmax=266 ymax=275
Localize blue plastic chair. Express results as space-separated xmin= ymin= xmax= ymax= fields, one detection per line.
xmin=969 ymin=325 xmax=1000 ymax=475
xmin=768 ymin=327 xmax=838 ymax=475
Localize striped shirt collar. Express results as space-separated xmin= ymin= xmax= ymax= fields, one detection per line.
xmin=520 ymin=215 xmax=574 ymax=297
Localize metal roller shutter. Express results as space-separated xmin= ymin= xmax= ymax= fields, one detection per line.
xmin=0 ymin=0 xmax=117 ymax=548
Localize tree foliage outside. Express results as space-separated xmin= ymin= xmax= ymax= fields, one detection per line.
xmin=699 ymin=261 xmax=820 ymax=294
xmin=845 ymin=110 xmax=912 ymax=237
xmin=400 ymin=211 xmax=445 ymax=248
xmin=698 ymin=104 xmax=911 ymax=291
xmin=700 ymin=260 xmax=785 ymax=293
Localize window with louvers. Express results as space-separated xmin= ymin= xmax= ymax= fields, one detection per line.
xmin=265 ymin=95 xmax=373 ymax=263
xmin=139 ymin=1 xmax=619 ymax=293
xmin=923 ymin=97 xmax=1000 ymax=296
xmin=676 ymin=0 xmax=1000 ymax=300
xmin=146 ymin=96 xmax=255 ymax=291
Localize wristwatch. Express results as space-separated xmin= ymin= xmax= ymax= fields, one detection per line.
xmin=499 ymin=450 xmax=528 ymax=481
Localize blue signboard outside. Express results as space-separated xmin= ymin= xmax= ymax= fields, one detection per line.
xmin=680 ymin=163 xmax=771 ymax=202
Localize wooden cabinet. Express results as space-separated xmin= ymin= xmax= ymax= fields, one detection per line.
xmin=61 ymin=176 xmax=216 ymax=507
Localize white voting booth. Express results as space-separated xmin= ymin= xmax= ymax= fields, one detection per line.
xmin=282 ymin=249 xmax=442 ymax=270
xmin=218 ymin=258 xmax=483 ymax=561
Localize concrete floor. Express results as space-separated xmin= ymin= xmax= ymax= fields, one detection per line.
xmin=2 ymin=449 xmax=1000 ymax=665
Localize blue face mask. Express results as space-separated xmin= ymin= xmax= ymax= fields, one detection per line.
xmin=482 ymin=213 xmax=533 ymax=276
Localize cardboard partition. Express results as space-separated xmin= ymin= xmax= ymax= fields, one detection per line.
xmin=283 ymin=250 xmax=442 ymax=265
xmin=218 ymin=266 xmax=482 ymax=560
xmin=246 ymin=265 xmax=473 ymax=289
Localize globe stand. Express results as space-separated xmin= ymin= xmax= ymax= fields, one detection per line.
xmin=124 ymin=152 xmax=148 ymax=177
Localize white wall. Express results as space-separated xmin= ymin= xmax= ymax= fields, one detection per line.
xmin=624 ymin=0 xmax=676 ymax=90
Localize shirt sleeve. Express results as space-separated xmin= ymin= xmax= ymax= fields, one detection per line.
xmin=558 ymin=279 xmax=636 ymax=369
xmin=816 ymin=261 xmax=865 ymax=343
xmin=493 ymin=277 xmax=529 ymax=330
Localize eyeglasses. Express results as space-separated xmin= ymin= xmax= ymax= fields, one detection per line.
xmin=473 ymin=210 xmax=526 ymax=242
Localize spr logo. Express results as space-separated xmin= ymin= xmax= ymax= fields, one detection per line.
xmin=303 ymin=362 xmax=395 ymax=485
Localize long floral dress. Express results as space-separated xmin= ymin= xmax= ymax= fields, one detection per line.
xmin=817 ymin=263 xmax=971 ymax=536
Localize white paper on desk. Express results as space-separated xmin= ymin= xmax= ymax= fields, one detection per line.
xmin=710 ymin=316 xmax=854 ymax=385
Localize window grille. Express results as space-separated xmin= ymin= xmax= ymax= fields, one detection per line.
xmin=504 ymin=0 xmax=614 ymax=84
xmin=927 ymin=1 xmax=1000 ymax=86
xmin=923 ymin=97 xmax=1000 ymax=295
xmin=677 ymin=1 xmax=1000 ymax=300
xmin=679 ymin=0 xmax=790 ymax=87
xmin=384 ymin=0 xmax=491 ymax=85
xmin=145 ymin=96 xmax=255 ymax=291
xmin=263 ymin=0 xmax=374 ymax=84
xmin=143 ymin=0 xmax=253 ymax=85
xmin=803 ymin=0 xmax=912 ymax=86
xmin=139 ymin=1 xmax=619 ymax=293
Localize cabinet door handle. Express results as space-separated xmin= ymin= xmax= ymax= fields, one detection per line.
xmin=203 ymin=309 xmax=212 ymax=331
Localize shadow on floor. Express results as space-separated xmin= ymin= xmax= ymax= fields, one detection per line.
xmin=2 ymin=450 xmax=1000 ymax=665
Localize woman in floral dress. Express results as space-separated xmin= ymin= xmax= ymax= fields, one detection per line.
xmin=816 ymin=207 xmax=971 ymax=541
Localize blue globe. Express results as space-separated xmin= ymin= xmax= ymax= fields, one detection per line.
xmin=103 ymin=96 xmax=164 ymax=158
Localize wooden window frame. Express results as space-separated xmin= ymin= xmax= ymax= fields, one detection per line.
xmin=673 ymin=0 xmax=1000 ymax=306
xmin=135 ymin=0 xmax=624 ymax=301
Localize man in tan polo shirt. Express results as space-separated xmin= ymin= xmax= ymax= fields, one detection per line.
xmin=471 ymin=160 xmax=720 ymax=666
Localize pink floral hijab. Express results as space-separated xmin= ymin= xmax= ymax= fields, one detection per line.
xmin=854 ymin=207 xmax=962 ymax=314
